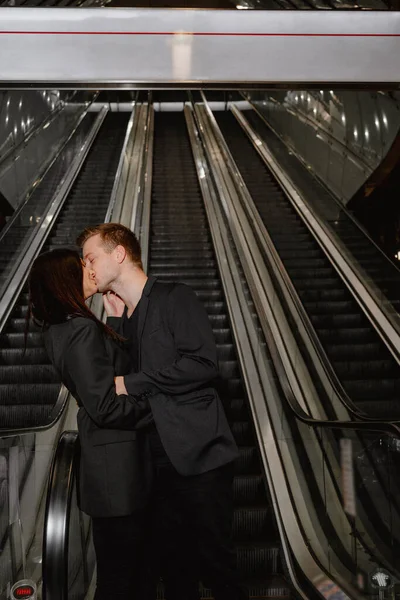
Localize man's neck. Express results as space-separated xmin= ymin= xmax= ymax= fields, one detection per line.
xmin=111 ymin=269 xmax=148 ymax=318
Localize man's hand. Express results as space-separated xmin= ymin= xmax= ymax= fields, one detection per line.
xmin=103 ymin=291 xmax=125 ymax=317
xmin=115 ymin=376 xmax=128 ymax=396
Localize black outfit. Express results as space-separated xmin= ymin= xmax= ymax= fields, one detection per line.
xmin=107 ymin=276 xmax=238 ymax=476
xmin=44 ymin=317 xmax=153 ymax=600
xmin=44 ymin=317 xmax=153 ymax=517
xmin=107 ymin=276 xmax=245 ymax=600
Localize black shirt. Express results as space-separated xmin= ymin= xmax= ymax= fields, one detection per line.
xmin=121 ymin=300 xmax=171 ymax=466
xmin=122 ymin=301 xmax=141 ymax=373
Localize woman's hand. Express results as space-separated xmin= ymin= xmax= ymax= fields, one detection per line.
xmin=114 ymin=376 xmax=128 ymax=396
xmin=103 ymin=291 xmax=125 ymax=317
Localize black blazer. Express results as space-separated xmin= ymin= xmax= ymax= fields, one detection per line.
xmin=107 ymin=276 xmax=239 ymax=476
xmin=44 ymin=318 xmax=153 ymax=518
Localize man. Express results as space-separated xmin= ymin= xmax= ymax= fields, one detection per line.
xmin=77 ymin=223 xmax=246 ymax=600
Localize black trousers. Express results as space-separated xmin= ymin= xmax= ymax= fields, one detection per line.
xmin=92 ymin=433 xmax=246 ymax=600
xmin=92 ymin=508 xmax=147 ymax=599
xmin=146 ymin=459 xmax=247 ymax=600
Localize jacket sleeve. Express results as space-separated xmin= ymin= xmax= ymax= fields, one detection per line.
xmin=124 ymin=284 xmax=218 ymax=397
xmin=62 ymin=319 xmax=149 ymax=428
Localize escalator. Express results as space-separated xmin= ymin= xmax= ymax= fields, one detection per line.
xmin=148 ymin=111 xmax=291 ymax=598
xmin=214 ymin=110 xmax=400 ymax=420
xmin=36 ymin=104 xmax=400 ymax=600
xmin=0 ymin=113 xmax=129 ymax=429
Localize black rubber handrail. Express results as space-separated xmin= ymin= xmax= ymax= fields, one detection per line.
xmin=42 ymin=431 xmax=79 ymax=600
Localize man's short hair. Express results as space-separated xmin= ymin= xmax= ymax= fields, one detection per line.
xmin=77 ymin=223 xmax=143 ymax=269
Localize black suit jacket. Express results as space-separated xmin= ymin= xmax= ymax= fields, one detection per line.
xmin=107 ymin=276 xmax=239 ymax=476
xmin=44 ymin=318 xmax=153 ymax=518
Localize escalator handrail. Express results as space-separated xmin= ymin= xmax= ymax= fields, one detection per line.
xmin=134 ymin=101 xmax=154 ymax=274
xmin=206 ymin=97 xmax=400 ymax=425
xmin=42 ymin=430 xmax=79 ymax=600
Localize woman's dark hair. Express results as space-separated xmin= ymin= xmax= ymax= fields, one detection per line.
xmin=28 ymin=248 xmax=121 ymax=341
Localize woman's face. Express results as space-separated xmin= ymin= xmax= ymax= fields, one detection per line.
xmin=82 ymin=260 xmax=98 ymax=299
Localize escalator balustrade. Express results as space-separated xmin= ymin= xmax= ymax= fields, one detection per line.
xmin=215 ymin=110 xmax=400 ymax=420
xmin=0 ymin=113 xmax=129 ymax=430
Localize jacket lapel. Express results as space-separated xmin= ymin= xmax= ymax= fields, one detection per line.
xmin=137 ymin=275 xmax=157 ymax=369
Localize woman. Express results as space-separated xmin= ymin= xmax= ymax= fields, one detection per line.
xmin=28 ymin=248 xmax=152 ymax=600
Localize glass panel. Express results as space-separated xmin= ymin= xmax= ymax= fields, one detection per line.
xmin=242 ymin=92 xmax=400 ymax=323
xmin=0 ymin=432 xmax=56 ymax=599
xmin=0 ymin=108 xmax=94 ymax=298
xmin=325 ymin=427 xmax=400 ymax=592
xmin=246 ymin=90 xmax=400 ymax=204
xmin=275 ymin=416 xmax=400 ymax=597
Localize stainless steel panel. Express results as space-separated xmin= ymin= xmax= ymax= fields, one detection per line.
xmin=248 ymin=90 xmax=400 ymax=203
xmin=0 ymin=9 xmax=399 ymax=85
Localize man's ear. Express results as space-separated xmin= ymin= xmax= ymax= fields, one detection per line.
xmin=115 ymin=245 xmax=127 ymax=264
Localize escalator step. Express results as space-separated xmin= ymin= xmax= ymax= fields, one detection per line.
xmin=0 ymin=404 xmax=54 ymax=428
xmin=216 ymin=343 xmax=236 ymax=360
xmin=345 ymin=378 xmax=400 ymax=398
xmin=231 ymin=422 xmax=253 ymax=445
xmin=0 ymin=383 xmax=61 ymax=404
xmin=235 ymin=544 xmax=280 ymax=577
xmin=325 ymin=342 xmax=386 ymax=360
xmin=0 ymin=365 xmax=59 ymax=383
xmin=226 ymin=398 xmax=250 ymax=420
xmin=235 ymin=447 xmax=259 ymax=474
xmin=335 ymin=359 xmax=397 ymax=379
xmin=218 ymin=360 xmax=240 ymax=379
xmin=233 ymin=475 xmax=267 ymax=506
xmin=318 ymin=327 xmax=376 ymax=344
xmin=303 ymin=300 xmax=362 ymax=315
xmin=0 ymin=348 xmax=49 ymax=365
xmin=233 ymin=508 xmax=276 ymax=541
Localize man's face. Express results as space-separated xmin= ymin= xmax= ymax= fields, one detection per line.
xmin=82 ymin=234 xmax=120 ymax=293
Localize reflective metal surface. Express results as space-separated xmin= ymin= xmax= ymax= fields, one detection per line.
xmin=0 ymin=9 xmax=400 ymax=86
xmin=0 ymin=109 xmax=107 ymax=337
xmin=246 ymin=90 xmax=400 ymax=203
xmin=0 ymin=91 xmax=95 ymax=210
xmin=0 ymin=400 xmax=78 ymax=600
